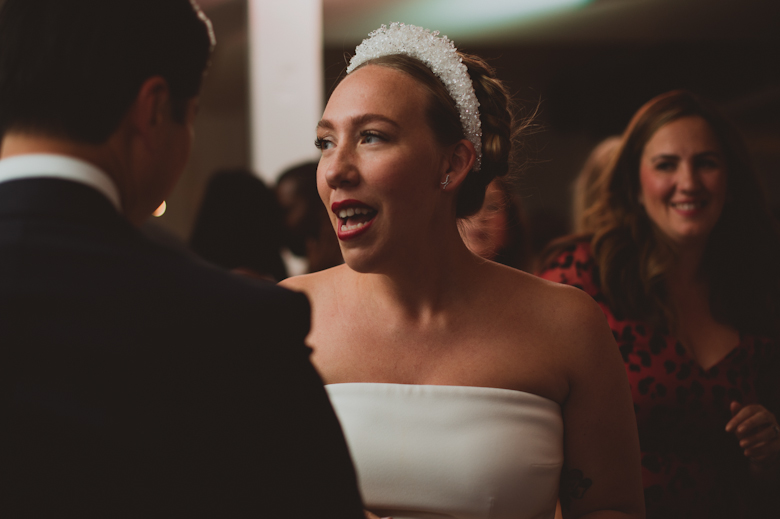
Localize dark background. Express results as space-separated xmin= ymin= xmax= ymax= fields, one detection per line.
xmin=3 ymin=0 xmax=777 ymax=244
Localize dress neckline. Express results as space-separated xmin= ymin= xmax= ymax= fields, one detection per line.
xmin=325 ymin=382 xmax=560 ymax=407
xmin=679 ymin=331 xmax=749 ymax=373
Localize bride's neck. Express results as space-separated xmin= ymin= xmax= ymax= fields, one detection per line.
xmin=358 ymin=222 xmax=481 ymax=320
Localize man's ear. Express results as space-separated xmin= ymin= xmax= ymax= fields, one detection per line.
xmin=127 ymin=76 xmax=172 ymax=149
xmin=440 ymin=139 xmax=476 ymax=191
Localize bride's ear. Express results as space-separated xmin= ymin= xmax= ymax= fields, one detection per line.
xmin=440 ymin=139 xmax=476 ymax=191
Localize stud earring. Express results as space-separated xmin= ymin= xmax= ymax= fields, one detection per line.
xmin=441 ymin=175 xmax=451 ymax=190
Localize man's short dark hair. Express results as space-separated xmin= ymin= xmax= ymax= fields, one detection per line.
xmin=0 ymin=0 xmax=214 ymax=144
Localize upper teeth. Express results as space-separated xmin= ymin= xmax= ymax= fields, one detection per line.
xmin=338 ymin=207 xmax=372 ymax=218
xmin=672 ymin=202 xmax=703 ymax=210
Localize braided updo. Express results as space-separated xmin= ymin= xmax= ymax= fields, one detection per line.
xmin=350 ymin=52 xmax=521 ymax=218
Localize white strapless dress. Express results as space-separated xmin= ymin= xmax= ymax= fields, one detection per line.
xmin=326 ymin=383 xmax=563 ymax=519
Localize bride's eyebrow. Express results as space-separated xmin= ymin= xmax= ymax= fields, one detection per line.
xmin=317 ymin=119 xmax=334 ymax=131
xmin=351 ymin=113 xmax=400 ymax=128
xmin=317 ymin=114 xmax=400 ymax=132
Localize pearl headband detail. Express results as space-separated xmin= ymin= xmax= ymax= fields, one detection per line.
xmin=347 ymin=23 xmax=483 ymax=172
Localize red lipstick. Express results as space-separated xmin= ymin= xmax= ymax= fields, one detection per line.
xmin=331 ymin=199 xmax=377 ymax=241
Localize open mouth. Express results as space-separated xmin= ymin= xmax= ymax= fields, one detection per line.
xmin=332 ymin=200 xmax=378 ymax=239
xmin=670 ymin=200 xmax=707 ymax=212
xmin=337 ymin=205 xmax=377 ymax=232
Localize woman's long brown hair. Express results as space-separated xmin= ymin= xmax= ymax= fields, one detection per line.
xmin=567 ymin=90 xmax=780 ymax=337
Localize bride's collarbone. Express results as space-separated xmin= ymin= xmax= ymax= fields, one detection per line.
xmin=314 ymin=288 xmax=551 ymax=360
xmin=314 ymin=320 xmax=566 ymax=398
xmin=317 ymin=312 xmax=504 ymax=352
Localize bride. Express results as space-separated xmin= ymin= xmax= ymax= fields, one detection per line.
xmin=282 ymin=23 xmax=644 ymax=519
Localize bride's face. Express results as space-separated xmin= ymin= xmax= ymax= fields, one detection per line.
xmin=315 ymin=64 xmax=449 ymax=272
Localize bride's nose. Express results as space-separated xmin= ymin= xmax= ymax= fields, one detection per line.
xmin=323 ymin=144 xmax=360 ymax=189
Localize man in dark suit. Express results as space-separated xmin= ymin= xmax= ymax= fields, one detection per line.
xmin=0 ymin=1 xmax=364 ymax=517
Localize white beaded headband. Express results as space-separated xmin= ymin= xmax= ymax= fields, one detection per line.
xmin=346 ymin=22 xmax=483 ymax=172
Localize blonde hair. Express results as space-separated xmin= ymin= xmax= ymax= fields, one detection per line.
xmin=572 ymin=136 xmax=620 ymax=233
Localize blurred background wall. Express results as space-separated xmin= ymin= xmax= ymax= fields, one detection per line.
xmin=154 ymin=0 xmax=780 ymax=247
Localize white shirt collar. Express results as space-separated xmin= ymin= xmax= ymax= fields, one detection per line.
xmin=0 ymin=153 xmax=122 ymax=211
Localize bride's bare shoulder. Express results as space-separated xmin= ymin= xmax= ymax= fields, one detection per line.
xmin=489 ymin=263 xmax=608 ymax=343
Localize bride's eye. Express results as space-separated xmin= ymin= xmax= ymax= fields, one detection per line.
xmin=315 ymin=137 xmax=333 ymax=151
xmin=361 ymin=131 xmax=384 ymax=144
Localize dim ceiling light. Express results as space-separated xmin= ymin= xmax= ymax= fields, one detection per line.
xmin=381 ymin=0 xmax=592 ymax=37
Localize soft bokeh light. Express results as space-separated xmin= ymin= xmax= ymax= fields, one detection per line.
xmin=153 ymin=201 xmax=167 ymax=217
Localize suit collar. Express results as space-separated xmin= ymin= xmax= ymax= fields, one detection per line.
xmin=0 ymin=177 xmax=127 ymax=229
xmin=0 ymin=154 xmax=122 ymax=212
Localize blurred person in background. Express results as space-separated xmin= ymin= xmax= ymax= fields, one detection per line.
xmin=460 ymin=176 xmax=533 ymax=271
xmin=571 ymin=135 xmax=621 ymax=234
xmin=276 ymin=161 xmax=343 ymax=273
xmin=190 ymin=168 xmax=288 ymax=281
xmin=539 ymin=90 xmax=780 ymax=519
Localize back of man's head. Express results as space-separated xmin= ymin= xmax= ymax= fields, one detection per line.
xmin=0 ymin=0 xmax=214 ymax=144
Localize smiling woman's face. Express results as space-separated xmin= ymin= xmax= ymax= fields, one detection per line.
xmin=314 ymin=64 xmax=448 ymax=272
xmin=638 ymin=115 xmax=728 ymax=249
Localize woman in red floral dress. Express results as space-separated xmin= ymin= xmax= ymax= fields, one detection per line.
xmin=539 ymin=90 xmax=780 ymax=519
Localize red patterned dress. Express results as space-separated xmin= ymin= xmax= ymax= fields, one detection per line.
xmin=538 ymin=241 xmax=779 ymax=519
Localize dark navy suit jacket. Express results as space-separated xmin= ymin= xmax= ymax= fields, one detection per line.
xmin=0 ymin=177 xmax=363 ymax=518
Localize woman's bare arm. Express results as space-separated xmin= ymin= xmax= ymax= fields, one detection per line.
xmin=550 ymin=286 xmax=645 ymax=519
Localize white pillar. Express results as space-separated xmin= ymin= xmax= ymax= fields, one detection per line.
xmin=247 ymin=0 xmax=323 ymax=184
